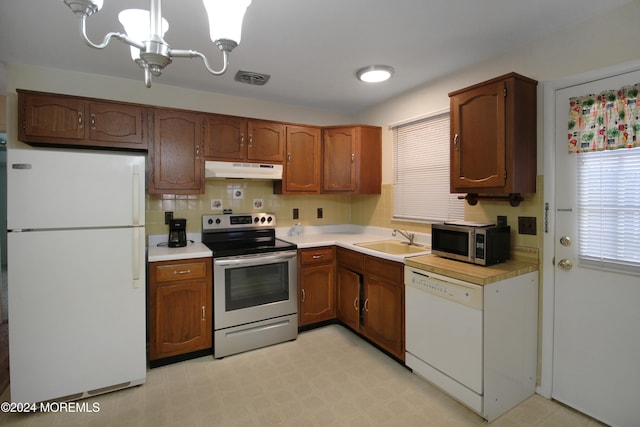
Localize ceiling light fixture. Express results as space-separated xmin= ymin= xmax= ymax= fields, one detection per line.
xmin=356 ymin=65 xmax=394 ymax=83
xmin=62 ymin=0 xmax=252 ymax=88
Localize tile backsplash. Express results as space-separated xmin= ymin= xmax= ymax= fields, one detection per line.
xmin=146 ymin=178 xmax=542 ymax=252
xmin=146 ymin=180 xmax=352 ymax=236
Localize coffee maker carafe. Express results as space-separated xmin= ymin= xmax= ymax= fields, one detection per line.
xmin=168 ymin=218 xmax=187 ymax=247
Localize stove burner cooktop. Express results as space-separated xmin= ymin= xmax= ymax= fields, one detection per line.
xmin=201 ymin=213 xmax=296 ymax=257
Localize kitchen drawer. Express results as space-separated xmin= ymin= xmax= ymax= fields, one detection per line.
xmin=153 ymin=259 xmax=209 ymax=283
xmin=300 ymin=247 xmax=334 ymax=265
xmin=364 ymin=256 xmax=403 ymax=285
xmin=337 ymin=247 xmax=364 ymax=272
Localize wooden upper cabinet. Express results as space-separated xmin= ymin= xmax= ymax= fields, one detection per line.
xmin=20 ymin=92 xmax=85 ymax=140
xmin=204 ymin=115 xmax=284 ymax=163
xmin=323 ymin=127 xmax=356 ymax=192
xmin=449 ymin=73 xmax=537 ymax=195
xmin=87 ymin=102 xmax=146 ymax=146
xmin=247 ymin=120 xmax=285 ymax=162
xmin=18 ymin=89 xmax=147 ymax=150
xmin=276 ymin=125 xmax=321 ymax=194
xmin=204 ymin=115 xmax=247 ymax=160
xmin=148 ymin=108 xmax=204 ymax=194
xmin=322 ymin=125 xmax=381 ymax=194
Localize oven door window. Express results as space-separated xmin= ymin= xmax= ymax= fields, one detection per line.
xmin=225 ymin=262 xmax=289 ymax=311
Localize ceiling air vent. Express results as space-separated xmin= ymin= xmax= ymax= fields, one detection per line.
xmin=234 ymin=70 xmax=271 ymax=86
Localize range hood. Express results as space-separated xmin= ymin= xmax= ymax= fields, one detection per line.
xmin=204 ymin=161 xmax=283 ymax=180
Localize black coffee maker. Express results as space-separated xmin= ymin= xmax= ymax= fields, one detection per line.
xmin=168 ymin=218 xmax=187 ymax=247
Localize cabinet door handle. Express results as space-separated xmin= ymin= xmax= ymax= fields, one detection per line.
xmin=90 ymin=113 xmax=96 ymax=129
xmin=351 ymin=153 xmax=355 ymax=163
xmin=453 ymin=134 xmax=460 ymax=151
xmin=173 ymin=269 xmax=192 ymax=275
xmin=363 ymin=298 xmax=369 ymax=312
xmin=78 ymin=112 xmax=83 ymax=128
xmin=195 ymin=145 xmax=200 ymax=159
xmin=248 ymin=135 xmax=253 ymax=148
xmin=287 ymin=152 xmax=291 ymax=162
xmin=202 ymin=306 xmax=206 ymax=321
xmin=301 ymin=288 xmax=306 ymax=302
xmin=353 ymin=297 xmax=359 ymax=311
xmin=240 ymin=133 xmax=244 ymax=148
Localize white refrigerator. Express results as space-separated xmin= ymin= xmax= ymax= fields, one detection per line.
xmin=7 ymin=148 xmax=146 ymax=403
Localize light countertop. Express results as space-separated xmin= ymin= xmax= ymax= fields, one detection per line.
xmin=277 ymin=225 xmax=431 ymax=263
xmin=405 ymin=247 xmax=539 ymax=286
xmin=146 ymin=225 xmax=431 ymax=263
xmin=145 ymin=227 xmax=538 ymax=283
xmin=147 ymin=241 xmax=212 ymax=263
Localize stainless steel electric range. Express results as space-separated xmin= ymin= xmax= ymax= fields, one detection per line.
xmin=202 ymin=213 xmax=298 ymax=358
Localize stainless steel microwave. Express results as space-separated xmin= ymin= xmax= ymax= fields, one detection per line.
xmin=431 ymin=221 xmax=510 ymax=266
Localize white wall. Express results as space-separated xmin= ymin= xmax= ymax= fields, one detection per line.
xmin=354 ymin=0 xmax=640 ymax=184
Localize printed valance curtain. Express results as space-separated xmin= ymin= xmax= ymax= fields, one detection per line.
xmin=568 ymin=83 xmax=640 ymax=153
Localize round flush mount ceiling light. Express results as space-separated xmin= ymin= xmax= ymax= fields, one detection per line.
xmin=356 ymin=65 xmax=394 ymax=83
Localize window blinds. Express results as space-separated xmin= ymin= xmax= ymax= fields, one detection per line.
xmin=577 ymin=147 xmax=640 ymax=274
xmin=392 ymin=112 xmax=465 ymax=222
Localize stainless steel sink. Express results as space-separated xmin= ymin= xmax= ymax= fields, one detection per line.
xmin=355 ymin=240 xmax=429 ymax=255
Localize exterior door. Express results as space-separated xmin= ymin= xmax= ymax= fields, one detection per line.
xmin=552 ymin=68 xmax=640 ymax=427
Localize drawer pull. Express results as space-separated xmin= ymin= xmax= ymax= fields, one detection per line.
xmin=174 ymin=269 xmax=192 ymax=275
xmin=312 ymin=255 xmax=323 ymax=259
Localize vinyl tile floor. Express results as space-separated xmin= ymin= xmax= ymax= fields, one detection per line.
xmin=0 ymin=325 xmax=605 ymax=427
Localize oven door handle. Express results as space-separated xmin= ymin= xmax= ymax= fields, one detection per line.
xmin=215 ymin=252 xmax=296 ymax=267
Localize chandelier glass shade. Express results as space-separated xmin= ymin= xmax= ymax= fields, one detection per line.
xmin=62 ymin=0 xmax=252 ymax=87
xmin=118 ymin=9 xmax=169 ymax=63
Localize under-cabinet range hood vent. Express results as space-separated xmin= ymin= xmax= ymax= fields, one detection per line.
xmin=204 ymin=161 xmax=283 ymax=180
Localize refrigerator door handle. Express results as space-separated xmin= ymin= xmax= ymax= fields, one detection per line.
xmin=132 ymin=164 xmax=142 ymax=226
xmin=133 ymin=227 xmax=142 ymax=288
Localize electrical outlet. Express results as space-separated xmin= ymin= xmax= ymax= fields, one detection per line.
xmin=164 ymin=211 xmax=173 ymax=225
xmin=293 ymin=208 xmax=299 ymax=220
xmin=518 ymin=216 xmax=536 ymax=235
xmin=317 ymin=208 xmax=323 ymax=219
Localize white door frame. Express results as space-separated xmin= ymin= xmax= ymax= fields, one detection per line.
xmin=539 ymin=59 xmax=640 ymax=398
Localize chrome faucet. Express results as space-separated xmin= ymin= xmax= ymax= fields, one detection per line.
xmin=393 ymin=229 xmax=415 ymax=246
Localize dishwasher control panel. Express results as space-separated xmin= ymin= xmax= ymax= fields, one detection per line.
xmin=405 ymin=266 xmax=483 ymax=310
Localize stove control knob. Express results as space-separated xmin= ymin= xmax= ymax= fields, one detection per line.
xmin=215 ymin=218 xmax=221 ymax=225
xmin=260 ymin=217 xmax=266 ymax=223
xmin=254 ymin=217 xmax=260 ymax=223
xmin=267 ymin=216 xmax=273 ymax=223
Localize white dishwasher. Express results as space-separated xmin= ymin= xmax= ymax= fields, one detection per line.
xmin=404 ymin=265 xmax=485 ymax=413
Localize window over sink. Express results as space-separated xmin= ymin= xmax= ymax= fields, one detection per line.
xmin=392 ymin=111 xmax=465 ymax=222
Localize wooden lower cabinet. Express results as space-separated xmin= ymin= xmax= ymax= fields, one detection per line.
xmin=336 ymin=266 xmax=361 ymax=330
xmin=298 ymin=247 xmax=335 ymax=326
xmin=362 ymin=269 xmax=404 ymax=359
xmin=148 ymin=258 xmax=212 ymax=362
xmin=336 ymin=247 xmax=405 ymax=360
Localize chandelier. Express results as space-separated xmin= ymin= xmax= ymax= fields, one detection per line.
xmin=63 ymin=0 xmax=252 ymax=87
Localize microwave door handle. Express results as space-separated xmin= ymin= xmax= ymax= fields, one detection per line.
xmin=215 ymin=252 xmax=296 ymax=267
